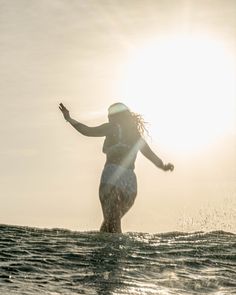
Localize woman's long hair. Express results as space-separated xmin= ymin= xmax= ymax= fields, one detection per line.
xmin=108 ymin=103 xmax=149 ymax=137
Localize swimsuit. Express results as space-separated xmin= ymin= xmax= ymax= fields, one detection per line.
xmin=100 ymin=124 xmax=138 ymax=196
xmin=100 ymin=163 xmax=137 ymax=196
xmin=103 ymin=125 xmax=131 ymax=156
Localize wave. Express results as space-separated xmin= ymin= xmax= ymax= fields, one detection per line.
xmin=0 ymin=224 xmax=235 ymax=295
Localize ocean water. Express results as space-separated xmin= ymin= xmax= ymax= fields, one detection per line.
xmin=0 ymin=225 xmax=235 ymax=295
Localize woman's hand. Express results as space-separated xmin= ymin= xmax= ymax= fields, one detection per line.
xmin=163 ymin=163 xmax=174 ymax=172
xmin=59 ymin=103 xmax=71 ymax=121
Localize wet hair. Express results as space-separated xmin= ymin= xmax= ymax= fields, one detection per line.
xmin=108 ymin=103 xmax=149 ymax=137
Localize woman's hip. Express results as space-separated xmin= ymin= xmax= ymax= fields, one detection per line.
xmin=100 ymin=164 xmax=137 ymax=196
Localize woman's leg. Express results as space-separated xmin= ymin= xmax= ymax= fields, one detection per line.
xmin=120 ymin=191 xmax=137 ymax=218
xmin=99 ymin=184 xmax=122 ymax=233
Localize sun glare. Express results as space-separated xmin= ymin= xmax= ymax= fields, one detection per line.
xmin=120 ymin=35 xmax=236 ymax=153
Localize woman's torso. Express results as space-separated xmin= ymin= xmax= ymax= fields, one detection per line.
xmin=103 ymin=123 xmax=141 ymax=169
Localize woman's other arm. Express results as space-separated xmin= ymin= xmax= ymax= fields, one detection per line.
xmin=140 ymin=139 xmax=174 ymax=171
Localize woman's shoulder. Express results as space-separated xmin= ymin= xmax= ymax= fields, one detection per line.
xmin=106 ymin=122 xmax=121 ymax=136
xmin=100 ymin=122 xmax=116 ymax=134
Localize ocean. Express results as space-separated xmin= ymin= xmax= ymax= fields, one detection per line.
xmin=0 ymin=224 xmax=235 ymax=295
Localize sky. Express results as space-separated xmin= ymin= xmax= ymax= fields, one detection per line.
xmin=0 ymin=0 xmax=235 ymax=233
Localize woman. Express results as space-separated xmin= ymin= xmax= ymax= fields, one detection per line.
xmin=59 ymin=102 xmax=174 ymax=233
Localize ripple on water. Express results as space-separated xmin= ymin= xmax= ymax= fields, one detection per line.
xmin=0 ymin=224 xmax=235 ymax=295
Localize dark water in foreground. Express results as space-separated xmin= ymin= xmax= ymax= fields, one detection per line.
xmin=0 ymin=225 xmax=235 ymax=295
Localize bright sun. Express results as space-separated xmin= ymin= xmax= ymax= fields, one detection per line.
xmin=120 ymin=35 xmax=236 ymax=153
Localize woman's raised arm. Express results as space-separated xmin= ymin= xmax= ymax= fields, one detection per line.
xmin=59 ymin=103 xmax=111 ymax=137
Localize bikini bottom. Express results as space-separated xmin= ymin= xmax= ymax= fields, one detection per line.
xmin=100 ymin=164 xmax=137 ymax=197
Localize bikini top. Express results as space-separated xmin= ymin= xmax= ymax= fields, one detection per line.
xmin=103 ymin=124 xmax=131 ymax=156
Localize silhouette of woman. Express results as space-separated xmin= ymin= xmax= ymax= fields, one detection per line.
xmin=59 ymin=102 xmax=174 ymax=233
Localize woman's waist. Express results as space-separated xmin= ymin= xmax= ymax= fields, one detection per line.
xmin=104 ymin=159 xmax=135 ymax=170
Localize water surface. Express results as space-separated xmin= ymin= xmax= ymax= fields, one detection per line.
xmin=0 ymin=224 xmax=235 ymax=294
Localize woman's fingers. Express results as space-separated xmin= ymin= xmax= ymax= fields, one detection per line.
xmin=59 ymin=103 xmax=63 ymax=111
xmin=169 ymin=163 xmax=174 ymax=171
xmin=59 ymin=103 xmax=65 ymax=110
xmin=59 ymin=103 xmax=68 ymax=113
xmin=164 ymin=163 xmax=174 ymax=171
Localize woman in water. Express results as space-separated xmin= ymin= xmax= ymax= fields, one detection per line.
xmin=59 ymin=102 xmax=174 ymax=233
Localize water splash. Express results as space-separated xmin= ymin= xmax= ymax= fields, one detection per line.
xmin=178 ymin=196 xmax=236 ymax=233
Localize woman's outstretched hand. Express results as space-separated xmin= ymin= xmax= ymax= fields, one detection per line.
xmin=59 ymin=103 xmax=71 ymax=121
xmin=163 ymin=163 xmax=174 ymax=172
